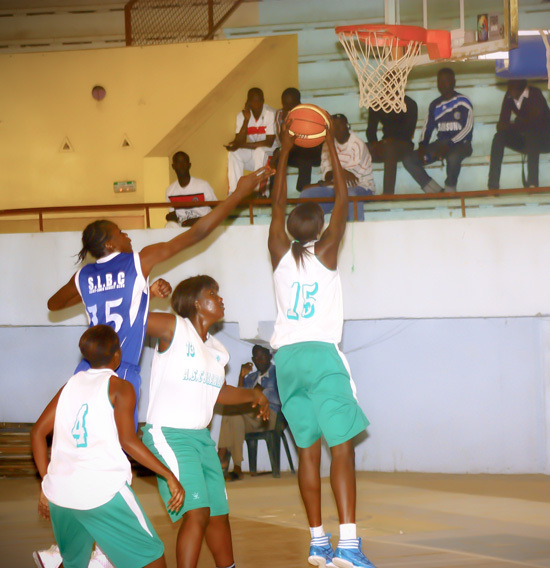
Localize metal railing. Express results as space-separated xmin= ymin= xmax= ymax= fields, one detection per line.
xmin=2 ymin=187 xmax=550 ymax=233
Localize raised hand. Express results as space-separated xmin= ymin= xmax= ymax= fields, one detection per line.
xmin=240 ymin=362 xmax=254 ymax=378
xmin=234 ymin=166 xmax=276 ymax=196
xmin=150 ymin=278 xmax=172 ymax=299
xmin=243 ymin=102 xmax=252 ymax=122
xmin=280 ymin=119 xmax=297 ymax=152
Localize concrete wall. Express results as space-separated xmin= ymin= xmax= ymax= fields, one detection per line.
xmin=1 ymin=216 xmax=550 ymax=474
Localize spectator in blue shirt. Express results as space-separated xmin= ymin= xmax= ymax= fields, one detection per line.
xmin=218 ymin=345 xmax=281 ymax=480
xmin=403 ymin=68 xmax=473 ymax=193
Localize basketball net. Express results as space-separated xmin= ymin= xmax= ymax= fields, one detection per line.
xmin=337 ymin=30 xmax=422 ymax=113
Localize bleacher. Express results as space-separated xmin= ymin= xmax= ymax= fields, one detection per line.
xmin=224 ymin=0 xmax=550 ymax=217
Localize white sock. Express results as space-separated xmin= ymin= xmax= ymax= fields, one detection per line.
xmin=310 ymin=525 xmax=325 ymax=539
xmin=339 ymin=523 xmax=357 ymax=541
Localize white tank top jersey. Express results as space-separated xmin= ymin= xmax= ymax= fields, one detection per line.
xmin=146 ymin=316 xmax=229 ymax=430
xmin=42 ymin=369 xmax=132 ymax=510
xmin=271 ymin=243 xmax=344 ymax=350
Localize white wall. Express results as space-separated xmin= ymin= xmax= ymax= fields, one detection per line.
xmin=4 ymin=216 xmax=550 ymax=332
xmin=1 ymin=216 xmax=550 ymax=474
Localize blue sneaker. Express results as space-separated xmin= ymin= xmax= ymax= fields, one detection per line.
xmin=308 ymin=533 xmax=335 ymax=567
xmin=332 ymin=538 xmax=376 ymax=568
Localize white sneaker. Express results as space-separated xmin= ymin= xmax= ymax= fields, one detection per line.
xmin=89 ymin=546 xmax=115 ymax=568
xmin=33 ymin=545 xmax=62 ymax=568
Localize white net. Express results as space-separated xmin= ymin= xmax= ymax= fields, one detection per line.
xmin=337 ymin=29 xmax=422 ymax=113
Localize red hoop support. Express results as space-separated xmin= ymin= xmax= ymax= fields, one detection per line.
xmin=335 ymin=24 xmax=451 ymax=60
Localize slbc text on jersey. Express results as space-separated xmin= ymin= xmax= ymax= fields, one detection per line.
xmin=88 ymin=272 xmax=126 ymax=294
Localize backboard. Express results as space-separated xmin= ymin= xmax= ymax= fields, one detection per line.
xmin=385 ymin=0 xmax=519 ymax=65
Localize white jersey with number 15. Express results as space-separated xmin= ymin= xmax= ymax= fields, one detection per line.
xmin=271 ymin=243 xmax=343 ymax=350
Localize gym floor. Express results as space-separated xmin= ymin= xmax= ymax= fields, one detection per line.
xmin=3 ymin=471 xmax=550 ymax=567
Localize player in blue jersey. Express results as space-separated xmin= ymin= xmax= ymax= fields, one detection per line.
xmin=403 ymin=67 xmax=474 ymax=193
xmin=47 ymin=167 xmax=272 ymax=425
xmin=37 ymin=168 xmax=272 ymax=568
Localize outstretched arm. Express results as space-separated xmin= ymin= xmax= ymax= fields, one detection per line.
xmin=268 ymin=121 xmax=294 ymax=270
xmin=111 ymin=378 xmax=185 ymax=513
xmin=217 ymin=383 xmax=270 ymax=421
xmin=316 ymin=121 xmax=348 ymax=270
xmin=140 ymin=167 xmax=273 ymax=278
xmin=48 ymin=274 xmax=81 ymax=311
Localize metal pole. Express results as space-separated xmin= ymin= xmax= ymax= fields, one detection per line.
xmin=423 ymin=0 xmax=428 ymax=29
xmin=385 ymin=0 xmax=396 ymax=25
xmin=208 ymin=0 xmax=214 ymax=37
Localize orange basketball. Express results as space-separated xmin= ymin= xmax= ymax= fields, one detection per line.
xmin=287 ymin=104 xmax=330 ymax=148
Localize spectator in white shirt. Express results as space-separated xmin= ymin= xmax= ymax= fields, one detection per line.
xmin=225 ymin=88 xmax=276 ymax=194
xmin=300 ymin=114 xmax=376 ymax=221
xmin=165 ymin=151 xmax=217 ymax=227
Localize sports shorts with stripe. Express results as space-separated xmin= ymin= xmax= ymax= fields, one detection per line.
xmin=274 ymin=341 xmax=370 ymax=448
xmin=49 ymin=483 xmax=164 ymax=568
xmin=141 ymin=426 xmax=229 ymax=521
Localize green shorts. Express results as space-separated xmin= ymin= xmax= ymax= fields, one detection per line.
xmin=274 ymin=341 xmax=370 ymax=448
xmin=49 ymin=483 xmax=164 ymax=568
xmin=142 ymin=425 xmax=229 ymax=522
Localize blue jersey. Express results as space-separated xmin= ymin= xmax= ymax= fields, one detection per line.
xmin=75 ymin=252 xmax=149 ymax=368
xmin=419 ymin=92 xmax=473 ymax=147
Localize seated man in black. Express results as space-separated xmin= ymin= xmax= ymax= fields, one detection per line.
xmin=488 ymin=80 xmax=550 ymax=189
xmin=366 ymin=94 xmax=418 ymax=195
xmin=272 ymin=87 xmax=322 ymax=191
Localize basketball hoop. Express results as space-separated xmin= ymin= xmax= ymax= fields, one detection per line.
xmin=335 ymin=24 xmax=451 ymax=113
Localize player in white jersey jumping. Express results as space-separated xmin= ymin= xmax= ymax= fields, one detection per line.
xmin=268 ymin=120 xmax=375 ymax=568
xmin=31 ymin=325 xmax=185 ymax=568
xmin=143 ymin=275 xmax=270 ymax=568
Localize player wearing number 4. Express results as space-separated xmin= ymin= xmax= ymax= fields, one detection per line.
xmin=47 ymin=167 xmax=273 ymax=429
xmin=268 ymin=118 xmax=375 ymax=568
xmin=31 ymin=325 xmax=185 ymax=568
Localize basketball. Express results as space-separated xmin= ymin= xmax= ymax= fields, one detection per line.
xmin=287 ymin=104 xmax=330 ymax=148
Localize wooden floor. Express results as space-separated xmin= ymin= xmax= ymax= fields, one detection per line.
xmin=2 ymin=471 xmax=550 ymax=568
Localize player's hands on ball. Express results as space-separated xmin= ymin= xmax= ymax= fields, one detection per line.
xmin=150 ymin=279 xmax=172 ymax=299
xmin=251 ymin=389 xmax=270 ymax=421
xmin=166 ymin=473 xmax=185 ymax=513
xmin=280 ymin=119 xmax=297 ymax=152
xmin=324 ymin=114 xmax=335 ymax=141
xmin=38 ymin=490 xmax=50 ymax=520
